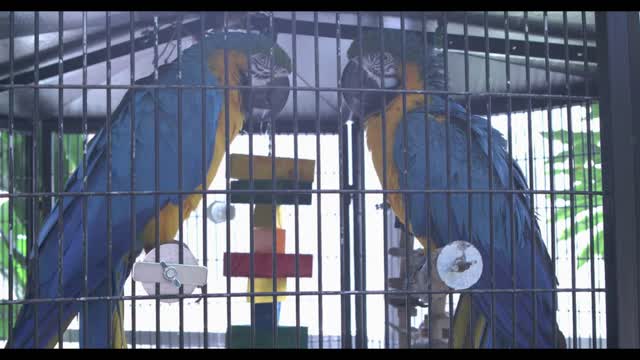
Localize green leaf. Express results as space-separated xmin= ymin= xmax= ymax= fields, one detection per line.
xmin=0 ymin=201 xmax=28 ymax=293
xmin=541 ymin=102 xmax=604 ymax=269
xmin=0 ymin=304 xmax=22 ymax=340
xmin=558 ymin=209 xmax=603 ymax=242
xmin=590 ymin=103 xmax=599 ymax=120
xmin=576 ymin=229 xmax=605 ymax=268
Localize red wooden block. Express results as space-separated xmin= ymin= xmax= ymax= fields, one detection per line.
xmin=223 ymin=252 xmax=313 ymax=278
xmin=253 ymin=227 xmax=286 ymax=253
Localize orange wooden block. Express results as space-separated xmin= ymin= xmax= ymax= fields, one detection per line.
xmin=253 ymin=227 xmax=286 ymax=253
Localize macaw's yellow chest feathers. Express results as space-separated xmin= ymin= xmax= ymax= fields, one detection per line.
xmin=142 ymin=50 xmax=248 ymax=251
xmin=205 ymin=49 xmax=249 ymax=187
xmin=364 ymin=63 xmax=434 ymax=249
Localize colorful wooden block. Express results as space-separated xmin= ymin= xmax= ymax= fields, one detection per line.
xmin=253 ymin=302 xmax=282 ymax=329
xmin=253 ymin=227 xmax=286 ymax=253
xmin=230 ymin=153 xmax=316 ymax=182
xmin=225 ymin=153 xmax=317 ymax=314
xmin=229 ymin=180 xmax=313 ymax=205
xmin=254 ymin=204 xmax=283 ymax=229
xmin=226 ymin=325 xmax=308 ymax=348
xmin=250 ymin=278 xmax=287 ymax=303
xmin=223 ymin=253 xmax=313 ymax=278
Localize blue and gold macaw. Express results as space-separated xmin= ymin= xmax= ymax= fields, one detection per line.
xmin=341 ymin=29 xmax=566 ymax=348
xmin=7 ymin=31 xmax=291 ymax=349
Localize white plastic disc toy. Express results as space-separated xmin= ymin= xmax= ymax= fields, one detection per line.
xmin=436 ymin=240 xmax=483 ymax=290
xmin=132 ymin=243 xmax=207 ymax=303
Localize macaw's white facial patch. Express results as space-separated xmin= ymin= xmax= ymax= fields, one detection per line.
xmin=250 ymin=52 xmax=291 ymax=86
xmin=358 ymin=51 xmax=399 ymax=89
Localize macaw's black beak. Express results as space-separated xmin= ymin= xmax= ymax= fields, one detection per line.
xmin=341 ymin=59 xmax=389 ymax=121
xmin=242 ymin=75 xmax=291 ymax=121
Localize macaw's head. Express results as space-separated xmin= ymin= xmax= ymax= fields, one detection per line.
xmin=198 ymin=31 xmax=292 ymax=121
xmin=340 ymin=28 xmax=445 ymax=121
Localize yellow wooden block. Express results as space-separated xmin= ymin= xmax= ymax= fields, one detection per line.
xmin=247 ymin=278 xmax=287 ymax=303
xmin=230 ymin=154 xmax=315 ymax=182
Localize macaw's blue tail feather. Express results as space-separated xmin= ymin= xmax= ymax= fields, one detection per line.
xmin=78 ymin=295 xmax=123 ymax=348
xmin=78 ymin=259 xmax=130 ymax=348
xmin=453 ymin=293 xmax=566 ymax=349
xmin=6 ymin=170 xmax=133 ymax=348
xmin=7 ymin=297 xmax=78 ymax=348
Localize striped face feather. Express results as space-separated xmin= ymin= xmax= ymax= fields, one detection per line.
xmin=249 ymin=52 xmax=290 ymax=86
xmin=238 ymin=51 xmax=291 ymax=121
xmin=358 ymin=52 xmax=399 ymax=89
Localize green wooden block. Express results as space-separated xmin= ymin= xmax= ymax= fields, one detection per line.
xmin=229 ymin=180 xmax=313 ymax=205
xmin=226 ymin=325 xmax=309 ymax=348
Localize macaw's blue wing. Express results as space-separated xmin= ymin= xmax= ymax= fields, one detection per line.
xmin=8 ymin=44 xmax=223 ymax=348
xmin=393 ymin=96 xmax=561 ymax=348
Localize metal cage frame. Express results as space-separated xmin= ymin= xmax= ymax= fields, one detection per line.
xmin=0 ymin=11 xmax=638 ymax=349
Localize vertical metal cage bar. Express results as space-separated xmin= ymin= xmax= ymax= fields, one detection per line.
xmin=56 ymin=10 xmax=65 ymax=349
xmin=335 ymin=12 xmax=352 ymax=349
xmin=80 ymin=11 xmax=90 ymax=343
xmin=378 ymin=13 xmax=390 ymax=350
xmin=105 ymin=10 xmax=114 ymax=348
xmin=463 ymin=11 xmax=475 ymax=347
xmin=198 ymin=11 xmax=209 ymax=350
xmin=313 ymin=11 xmax=325 ymax=350
xmin=503 ymin=10 xmax=518 ymax=348
xmin=243 ymin=12 xmax=256 ymax=350
xmin=542 ymin=11 xmax=559 ymax=347
xmin=582 ymin=10 xmax=597 ymax=349
xmin=398 ymin=12 xmax=412 ymax=350
xmin=175 ymin=15 xmax=185 ymax=350
xmin=80 ymin=11 xmax=90 ymax=348
xmin=353 ymin=11 xmax=368 ymax=349
xmin=222 ymin=11 xmax=233 ymax=347
xmin=128 ymin=10 xmax=137 ymax=349
xmin=267 ymin=11 xmax=279 ymax=347
xmin=483 ymin=11 xmax=497 ymax=346
xmin=562 ymin=11 xmax=578 ymax=349
xmin=420 ymin=13 xmax=434 ymax=350
xmin=290 ymin=11 xmax=302 ymax=349
xmin=31 ymin=10 xmax=41 ymax=348
xmin=152 ymin=15 xmax=161 ymax=349
xmin=6 ymin=10 xmax=15 ymax=346
xmin=352 ymin=12 xmax=362 ymax=348
xmin=441 ymin=13 xmax=456 ymax=350
xmin=596 ymin=11 xmax=640 ymax=349
xmin=523 ymin=10 xmax=538 ymax=348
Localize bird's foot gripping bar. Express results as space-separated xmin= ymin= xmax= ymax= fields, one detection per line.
xmin=410 ymin=241 xmax=483 ymax=346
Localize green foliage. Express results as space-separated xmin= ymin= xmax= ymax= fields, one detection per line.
xmin=1 ymin=132 xmax=30 ymax=296
xmin=52 ymin=133 xmax=84 ymax=192
xmin=0 ymin=130 xmax=85 ymax=339
xmin=540 ymin=103 xmax=603 ymax=268
xmin=1 ymin=131 xmax=29 ymax=340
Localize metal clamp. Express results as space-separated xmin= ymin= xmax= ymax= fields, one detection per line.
xmin=132 ymin=243 xmax=208 ymax=303
xmin=160 ymin=261 xmax=182 ymax=288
